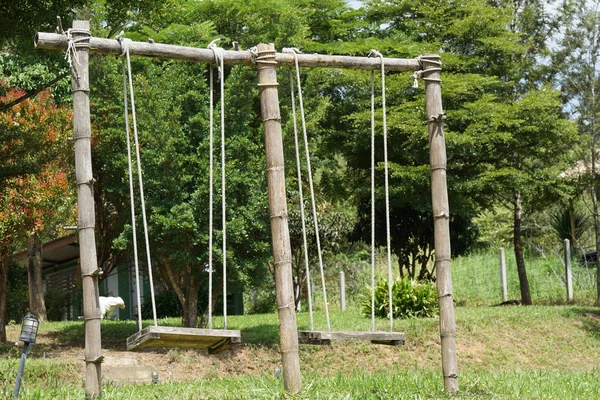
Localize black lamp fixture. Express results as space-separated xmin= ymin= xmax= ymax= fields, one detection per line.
xmin=19 ymin=313 xmax=39 ymax=344
xmin=13 ymin=312 xmax=39 ymax=398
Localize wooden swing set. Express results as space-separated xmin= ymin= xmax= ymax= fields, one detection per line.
xmin=35 ymin=20 xmax=457 ymax=398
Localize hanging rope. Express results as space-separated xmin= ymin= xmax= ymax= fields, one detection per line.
xmin=369 ymin=49 xmax=393 ymax=332
xmin=283 ymin=47 xmax=314 ymax=331
xmin=119 ymin=35 xmax=158 ymax=327
xmin=120 ymin=45 xmax=143 ymax=332
xmin=208 ymin=39 xmax=228 ymax=329
xmin=284 ymin=48 xmax=331 ymax=331
xmin=370 ymin=69 xmax=376 ymax=332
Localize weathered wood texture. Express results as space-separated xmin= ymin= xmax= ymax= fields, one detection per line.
xmin=298 ymin=330 xmax=404 ymax=346
xmin=257 ymin=43 xmax=302 ymax=394
xmin=126 ymin=326 xmax=241 ymax=353
xmin=35 ymin=32 xmax=421 ymax=71
xmin=423 ymin=54 xmax=459 ymax=393
xmin=70 ymin=21 xmax=103 ymax=399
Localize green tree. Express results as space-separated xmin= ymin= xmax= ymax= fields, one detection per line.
xmin=553 ymin=0 xmax=600 ymax=306
xmin=345 ymin=0 xmax=578 ymax=306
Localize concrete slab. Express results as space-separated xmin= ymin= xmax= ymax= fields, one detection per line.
xmin=102 ymin=365 xmax=155 ymax=384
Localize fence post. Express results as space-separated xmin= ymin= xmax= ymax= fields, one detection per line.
xmin=500 ymin=247 xmax=508 ymax=303
xmin=564 ymin=239 xmax=573 ymax=302
xmin=340 ymin=271 xmax=346 ymax=311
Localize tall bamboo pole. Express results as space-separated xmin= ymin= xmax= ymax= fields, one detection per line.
xmin=423 ymin=54 xmax=459 ymax=393
xmin=69 ymin=20 xmax=103 ymax=398
xmin=256 ymin=43 xmax=302 ymax=393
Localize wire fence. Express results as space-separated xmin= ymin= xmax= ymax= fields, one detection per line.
xmin=452 ymin=245 xmax=597 ymax=306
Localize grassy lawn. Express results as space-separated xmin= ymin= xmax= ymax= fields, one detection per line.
xmin=2 ymin=305 xmax=600 ymax=398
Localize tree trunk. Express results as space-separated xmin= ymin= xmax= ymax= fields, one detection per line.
xmin=182 ymin=272 xmax=199 ymax=328
xmin=201 ymin=282 xmax=220 ymax=328
xmin=513 ymin=190 xmax=532 ymax=305
xmin=27 ymin=235 xmax=47 ymax=321
xmin=0 ymin=256 xmax=8 ymax=343
xmin=593 ymin=186 xmax=600 ymax=307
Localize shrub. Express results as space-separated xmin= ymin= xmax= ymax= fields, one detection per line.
xmin=6 ymin=263 xmax=28 ymax=322
xmin=45 ymin=289 xmax=71 ymax=321
xmin=361 ymin=278 xmax=438 ymax=319
xmin=141 ymin=290 xmax=182 ymax=319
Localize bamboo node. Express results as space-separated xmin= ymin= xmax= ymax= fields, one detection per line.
xmin=270 ymin=212 xmax=288 ymax=219
xmin=82 ymin=268 xmax=103 ymax=277
xmin=73 ymin=135 xmax=92 ymax=141
xmin=277 ymin=302 xmax=295 ymax=310
xmin=72 ymin=88 xmax=90 ymax=93
xmin=262 ymin=116 xmax=282 ymax=122
xmin=257 ymin=82 xmax=280 ymax=88
xmin=273 ymin=260 xmax=290 ymax=267
xmin=76 ymin=225 xmax=95 ymax=231
xmin=266 ymin=165 xmax=284 ymax=172
xmin=440 ymin=333 xmax=456 ymax=338
xmin=256 ymin=60 xmax=278 ymax=66
xmin=430 ymin=165 xmax=446 ymax=172
xmin=428 ymin=113 xmax=446 ymax=123
xmin=435 ymin=258 xmax=451 ymax=263
xmin=434 ymin=211 xmax=449 ymax=219
xmin=444 ymin=373 xmax=459 ymax=379
xmin=85 ymin=355 xmax=104 ymax=364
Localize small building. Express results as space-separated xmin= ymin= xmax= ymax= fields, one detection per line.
xmin=9 ymin=235 xmax=243 ymax=320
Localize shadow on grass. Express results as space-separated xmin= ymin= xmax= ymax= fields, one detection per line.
xmin=45 ymin=320 xmax=138 ymax=351
xmin=240 ymin=323 xmax=280 ymax=346
xmin=562 ymin=307 xmax=600 ymax=341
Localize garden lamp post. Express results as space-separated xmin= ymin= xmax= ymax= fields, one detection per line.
xmin=13 ymin=313 xmax=39 ymax=398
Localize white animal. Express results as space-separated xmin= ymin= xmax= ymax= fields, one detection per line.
xmin=99 ymin=296 xmax=126 ymax=319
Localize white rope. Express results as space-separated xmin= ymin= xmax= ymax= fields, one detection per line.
xmin=284 ymin=47 xmax=314 ymax=331
xmin=121 ymin=57 xmax=143 ymax=332
xmin=122 ymin=40 xmax=158 ymax=327
xmin=287 ymin=49 xmax=331 ymax=331
xmin=209 ymin=41 xmax=228 ymax=329
xmin=65 ymin=28 xmax=91 ymax=82
xmin=378 ymin=52 xmax=393 ymax=332
xmin=370 ymin=70 xmax=376 ymax=332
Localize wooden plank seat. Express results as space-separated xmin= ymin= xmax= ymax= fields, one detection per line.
xmin=298 ymin=330 xmax=405 ymax=346
xmin=126 ymin=326 xmax=241 ymax=353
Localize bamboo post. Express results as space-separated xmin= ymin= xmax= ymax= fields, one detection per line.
xmin=69 ymin=20 xmax=103 ymax=398
xmin=564 ymin=239 xmax=573 ymax=302
xmin=340 ymin=271 xmax=346 ymax=311
xmin=500 ymin=247 xmax=508 ymax=302
xmin=423 ymin=54 xmax=459 ymax=393
xmin=256 ymin=43 xmax=302 ymax=393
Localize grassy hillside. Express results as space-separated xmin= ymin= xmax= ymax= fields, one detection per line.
xmin=2 ymin=305 xmax=600 ymax=398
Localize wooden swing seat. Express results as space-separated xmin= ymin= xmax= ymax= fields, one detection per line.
xmin=298 ymin=330 xmax=405 ymax=346
xmin=126 ymin=326 xmax=241 ymax=353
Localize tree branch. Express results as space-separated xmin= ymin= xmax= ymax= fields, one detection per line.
xmin=0 ymin=71 xmax=69 ymax=113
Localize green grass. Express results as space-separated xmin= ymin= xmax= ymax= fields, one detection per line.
xmin=452 ymin=248 xmax=597 ymax=306
xmin=4 ymin=305 xmax=600 ymax=398
xmin=5 ymin=367 xmax=600 ymax=399
xmin=4 ymin=250 xmax=600 ymax=398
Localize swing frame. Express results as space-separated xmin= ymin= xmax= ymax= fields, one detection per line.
xmin=36 ymin=23 xmax=457 ymax=396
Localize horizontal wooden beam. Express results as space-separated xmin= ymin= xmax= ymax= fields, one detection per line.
xmin=35 ymin=32 xmax=422 ymax=71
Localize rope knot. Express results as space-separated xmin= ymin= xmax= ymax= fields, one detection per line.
xmin=116 ymin=32 xmax=132 ymax=58
xmin=208 ymin=38 xmax=225 ymax=70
